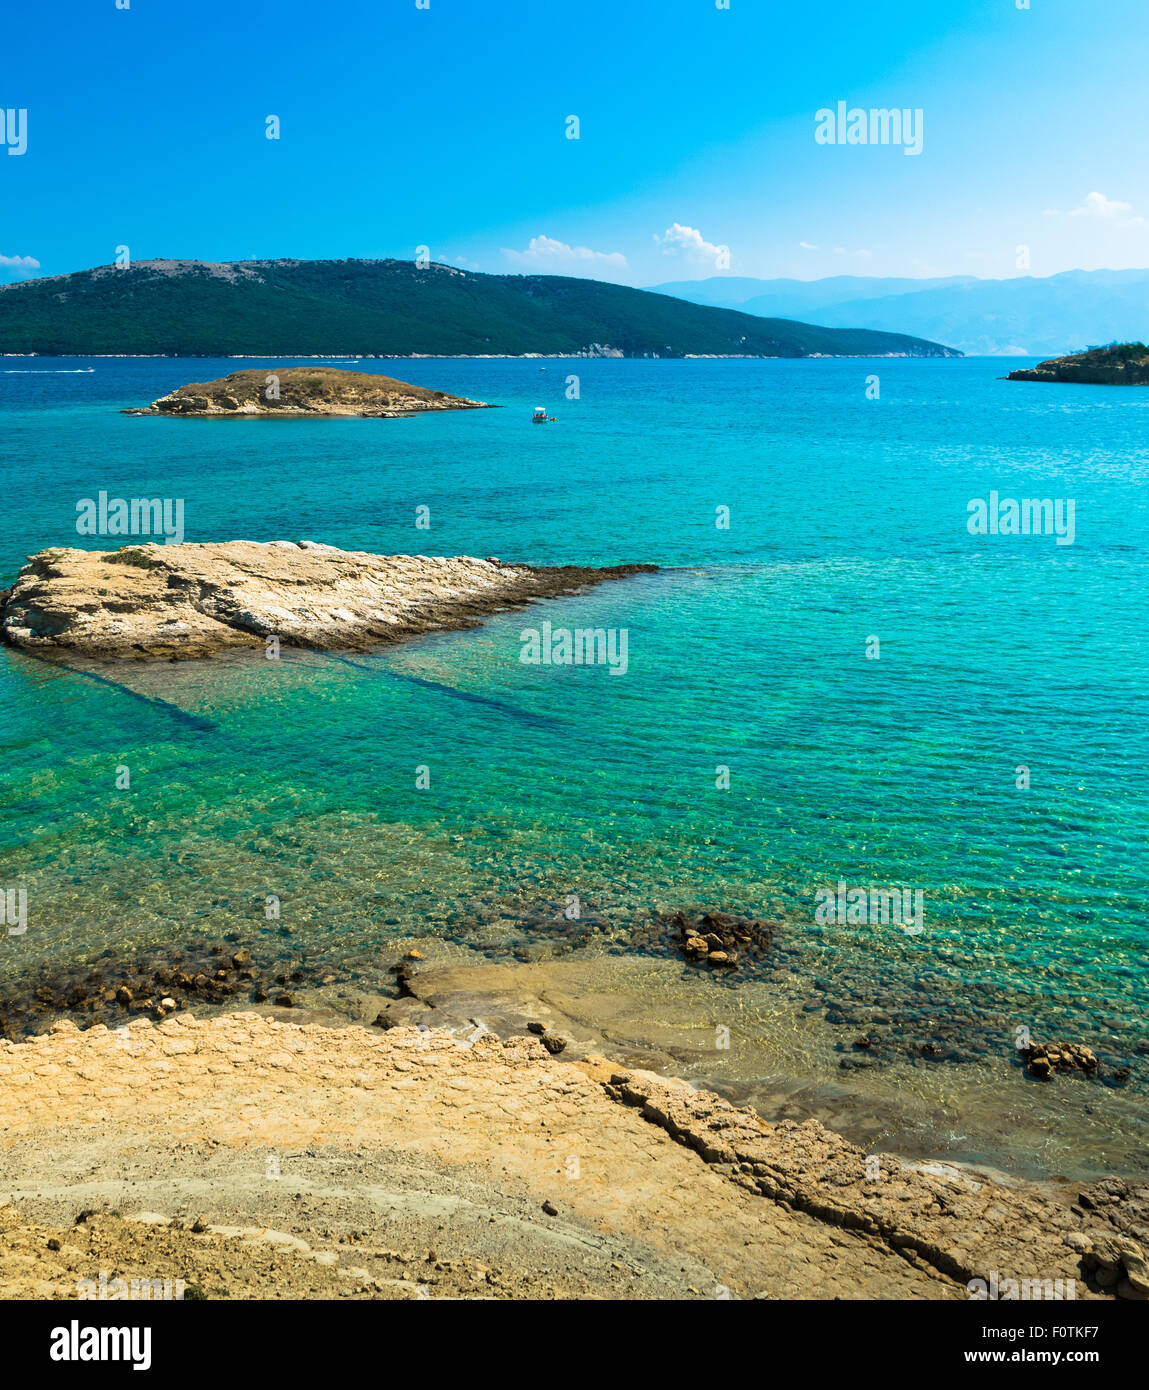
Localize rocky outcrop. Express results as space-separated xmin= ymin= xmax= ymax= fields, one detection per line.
xmin=1076 ymin=1233 xmax=1149 ymax=1300
xmin=124 ymin=366 xmax=492 ymax=416
xmin=1007 ymin=343 xmax=1149 ymax=384
xmin=1 ymin=1009 xmax=1145 ymax=1299
xmin=0 ymin=541 xmax=656 ymax=659
xmin=609 ymin=1068 xmax=1149 ymax=1299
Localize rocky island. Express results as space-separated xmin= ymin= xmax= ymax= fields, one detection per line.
xmin=0 ymin=541 xmax=656 ymax=659
xmin=124 ymin=366 xmax=493 ymax=417
xmin=1007 ymin=342 xmax=1149 ymax=385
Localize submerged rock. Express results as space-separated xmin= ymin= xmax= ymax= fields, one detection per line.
xmin=0 ymin=937 xmax=325 ymax=1037
xmin=668 ymin=909 xmax=776 ymax=973
xmin=1019 ymin=1039 xmax=1105 ymax=1081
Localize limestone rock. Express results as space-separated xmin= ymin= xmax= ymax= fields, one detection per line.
xmin=0 ymin=541 xmax=657 ymax=660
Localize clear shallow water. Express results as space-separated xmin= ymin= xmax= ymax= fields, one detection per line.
xmin=1 ymin=356 xmax=1146 ymax=1174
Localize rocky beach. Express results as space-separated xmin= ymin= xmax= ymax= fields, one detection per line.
xmin=2 ymin=1004 xmax=1147 ymax=1301
xmin=0 ymin=517 xmax=1144 ymax=1306
xmin=1 ymin=914 xmax=1146 ymax=1302
xmin=6 ymin=0 xmax=1149 ymax=1346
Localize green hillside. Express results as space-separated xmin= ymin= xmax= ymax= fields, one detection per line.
xmin=0 ymin=258 xmax=961 ymax=358
xmin=1006 ymin=341 xmax=1149 ymax=384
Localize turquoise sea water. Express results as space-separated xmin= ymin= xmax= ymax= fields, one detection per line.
xmin=1 ymin=356 xmax=1146 ymax=1174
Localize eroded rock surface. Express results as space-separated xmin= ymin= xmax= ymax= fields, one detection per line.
xmin=0 ymin=541 xmax=656 ymax=659
xmin=0 ymin=1012 xmax=1143 ymax=1299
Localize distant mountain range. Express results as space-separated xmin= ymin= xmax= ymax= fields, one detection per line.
xmin=648 ymin=269 xmax=1149 ymax=357
xmin=0 ymin=259 xmax=957 ymax=359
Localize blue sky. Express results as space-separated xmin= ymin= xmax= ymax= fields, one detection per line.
xmin=3 ymin=0 xmax=1148 ymax=286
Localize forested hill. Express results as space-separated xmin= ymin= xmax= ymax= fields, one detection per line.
xmin=0 ymin=258 xmax=961 ymax=358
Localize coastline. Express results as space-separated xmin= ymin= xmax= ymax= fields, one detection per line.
xmin=2 ymin=1008 xmax=1145 ymax=1300
xmin=2 ymin=920 xmax=1144 ymax=1184
xmin=2 ymin=355 xmax=1139 ymax=1301
xmin=0 ymin=352 xmax=963 ymax=361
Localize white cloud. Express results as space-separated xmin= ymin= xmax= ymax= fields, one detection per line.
xmin=0 ymin=254 xmax=39 ymax=272
xmin=799 ymin=241 xmax=819 ymax=251
xmin=654 ymin=223 xmax=728 ymax=262
xmin=1047 ymin=192 xmax=1144 ymax=227
xmin=1070 ymin=191 xmax=1133 ymax=218
xmin=502 ymin=235 xmax=628 ymax=271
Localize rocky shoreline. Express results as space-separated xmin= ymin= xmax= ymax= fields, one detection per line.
xmin=1007 ymin=343 xmax=1149 ymax=385
xmin=1 ymin=922 xmax=1146 ymax=1299
xmin=1 ymin=1006 xmax=1146 ymax=1300
xmin=0 ymin=541 xmax=657 ymax=659
xmin=3 ymin=886 xmax=1142 ymax=1177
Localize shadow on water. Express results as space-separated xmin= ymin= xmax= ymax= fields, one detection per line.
xmin=327 ymin=652 xmax=563 ymax=732
xmin=4 ymin=642 xmax=558 ymax=737
xmin=11 ymin=650 xmax=218 ymax=733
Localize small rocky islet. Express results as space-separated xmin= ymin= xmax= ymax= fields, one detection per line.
xmin=123 ymin=365 xmax=495 ymax=417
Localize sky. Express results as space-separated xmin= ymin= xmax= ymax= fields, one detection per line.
xmin=3 ymin=0 xmax=1148 ymax=287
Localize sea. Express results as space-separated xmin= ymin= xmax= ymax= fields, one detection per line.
xmin=1 ymin=355 xmax=1146 ymax=1179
